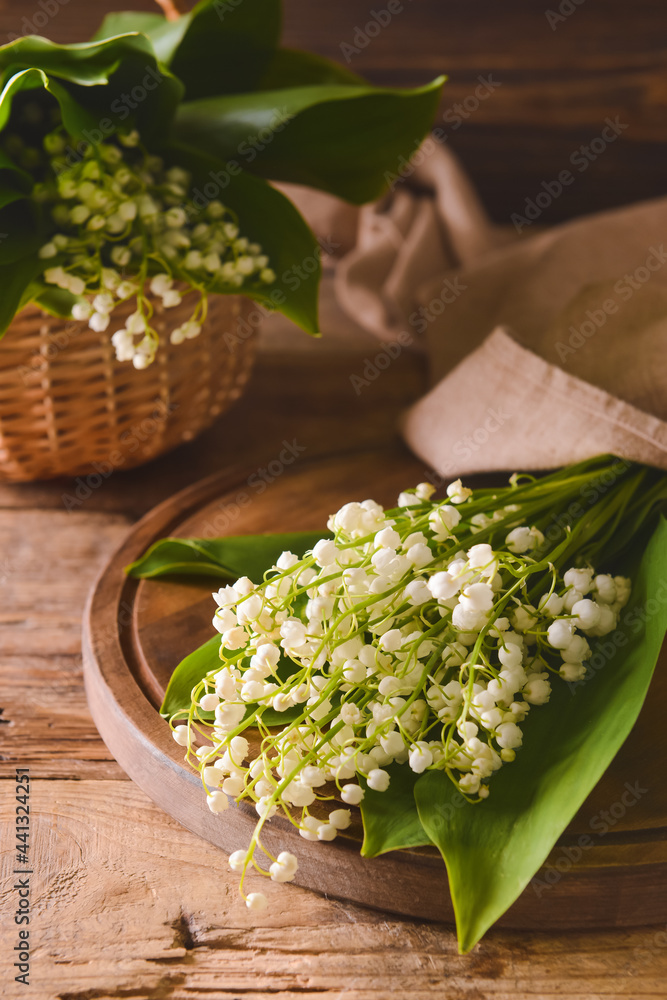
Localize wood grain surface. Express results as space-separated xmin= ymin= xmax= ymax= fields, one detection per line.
xmin=1 ymin=1 xmax=667 ymax=997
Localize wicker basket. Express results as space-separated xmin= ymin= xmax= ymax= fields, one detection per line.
xmin=0 ymin=292 xmax=257 ymax=482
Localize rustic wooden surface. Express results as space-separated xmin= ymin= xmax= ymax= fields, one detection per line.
xmin=2 ymin=0 xmax=667 ymax=997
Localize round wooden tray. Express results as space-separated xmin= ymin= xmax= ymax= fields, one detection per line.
xmin=83 ymin=448 xmax=667 ymax=928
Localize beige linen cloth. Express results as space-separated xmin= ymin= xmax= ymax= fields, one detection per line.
xmin=278 ymin=142 xmax=667 ymax=476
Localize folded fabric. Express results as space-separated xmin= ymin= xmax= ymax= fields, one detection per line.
xmin=402 ymin=326 xmax=667 ymax=476
xmin=331 ymin=143 xmax=667 ymax=474
xmin=333 ymin=142 xmax=506 ymax=345
xmin=276 ymin=142 xmax=667 ymax=475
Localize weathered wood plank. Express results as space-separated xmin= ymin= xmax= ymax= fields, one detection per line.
xmin=1 ymin=780 xmax=666 ymax=1000
xmin=0 ymin=656 xmax=116 ymax=769
xmin=0 ymin=760 xmax=125 ymax=780
xmin=0 ymin=511 xmax=131 ymax=654
xmin=0 ymin=510 xmax=131 ymax=779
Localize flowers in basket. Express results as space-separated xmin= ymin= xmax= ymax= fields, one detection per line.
xmin=0 ymin=0 xmax=444 ymax=367
xmin=128 ymin=455 xmax=667 ymax=950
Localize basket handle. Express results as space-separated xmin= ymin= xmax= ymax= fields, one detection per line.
xmin=154 ymin=0 xmax=188 ymax=20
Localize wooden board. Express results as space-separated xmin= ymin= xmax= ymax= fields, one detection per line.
xmin=82 ymin=448 xmax=667 ymax=930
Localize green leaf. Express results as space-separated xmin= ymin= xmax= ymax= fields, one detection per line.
xmin=169 ymin=0 xmax=281 ymax=99
xmin=0 ymin=69 xmax=113 ymax=262
xmin=0 ymin=68 xmax=102 ymax=143
xmin=0 ymin=254 xmax=47 ymax=335
xmin=0 ymin=196 xmax=41 ymax=265
xmin=0 ymin=148 xmax=33 ymax=193
xmin=62 ymin=63 xmax=183 ymax=148
xmin=135 ymin=528 xmax=328 ymax=722
xmin=126 ymin=530 xmax=327 ymax=580
xmin=171 ymin=76 xmax=445 ymax=203
xmin=31 ymin=284 xmax=81 ymax=318
xmin=162 ymin=633 xmax=307 ymax=718
xmin=160 ymin=633 xmax=306 ymax=724
xmin=163 ymin=142 xmax=320 ymax=333
xmin=0 ymin=34 xmax=155 ymax=87
xmin=0 ymin=187 xmax=26 ymax=211
xmin=93 ymin=11 xmax=169 ymax=39
xmin=161 ymin=634 xmax=220 ymax=718
xmin=154 ymin=528 xmax=326 ymax=721
xmin=92 ymin=12 xmax=192 ymax=66
xmin=361 ymin=764 xmax=433 ymax=856
xmin=414 ymin=515 xmax=667 ymax=953
xmin=0 ymin=148 xmax=40 ymax=264
xmin=0 ymin=68 xmax=66 ymax=132
xmin=0 ymin=36 xmax=183 ymax=144
xmin=258 ymin=48 xmax=364 ymax=88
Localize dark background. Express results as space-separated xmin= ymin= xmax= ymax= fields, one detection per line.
xmin=0 ymin=0 xmax=664 ymax=224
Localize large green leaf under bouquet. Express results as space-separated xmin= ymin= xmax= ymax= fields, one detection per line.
xmin=127 ymin=459 xmax=667 ymax=951
xmin=0 ymin=0 xmax=444 ymax=341
xmin=127 ymin=530 xmax=325 ymax=581
xmin=364 ymin=515 xmax=667 ymax=950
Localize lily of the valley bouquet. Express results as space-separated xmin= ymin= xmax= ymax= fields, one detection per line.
xmin=0 ymin=0 xmax=443 ymax=366
xmin=129 ymin=455 xmax=667 ymax=951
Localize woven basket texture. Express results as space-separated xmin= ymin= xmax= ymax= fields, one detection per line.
xmin=0 ymin=292 xmax=256 ymax=482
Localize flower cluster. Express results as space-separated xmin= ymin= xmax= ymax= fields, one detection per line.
xmin=33 ymin=129 xmax=275 ymax=368
xmin=170 ymin=478 xmax=631 ymax=909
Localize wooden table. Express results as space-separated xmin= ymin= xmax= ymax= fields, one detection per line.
xmin=2 ymin=1 xmax=667 ymax=997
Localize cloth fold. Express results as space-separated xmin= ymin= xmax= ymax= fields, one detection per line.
xmin=402 ymin=326 xmax=667 ymax=477
xmin=280 ymin=142 xmax=667 ymax=475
